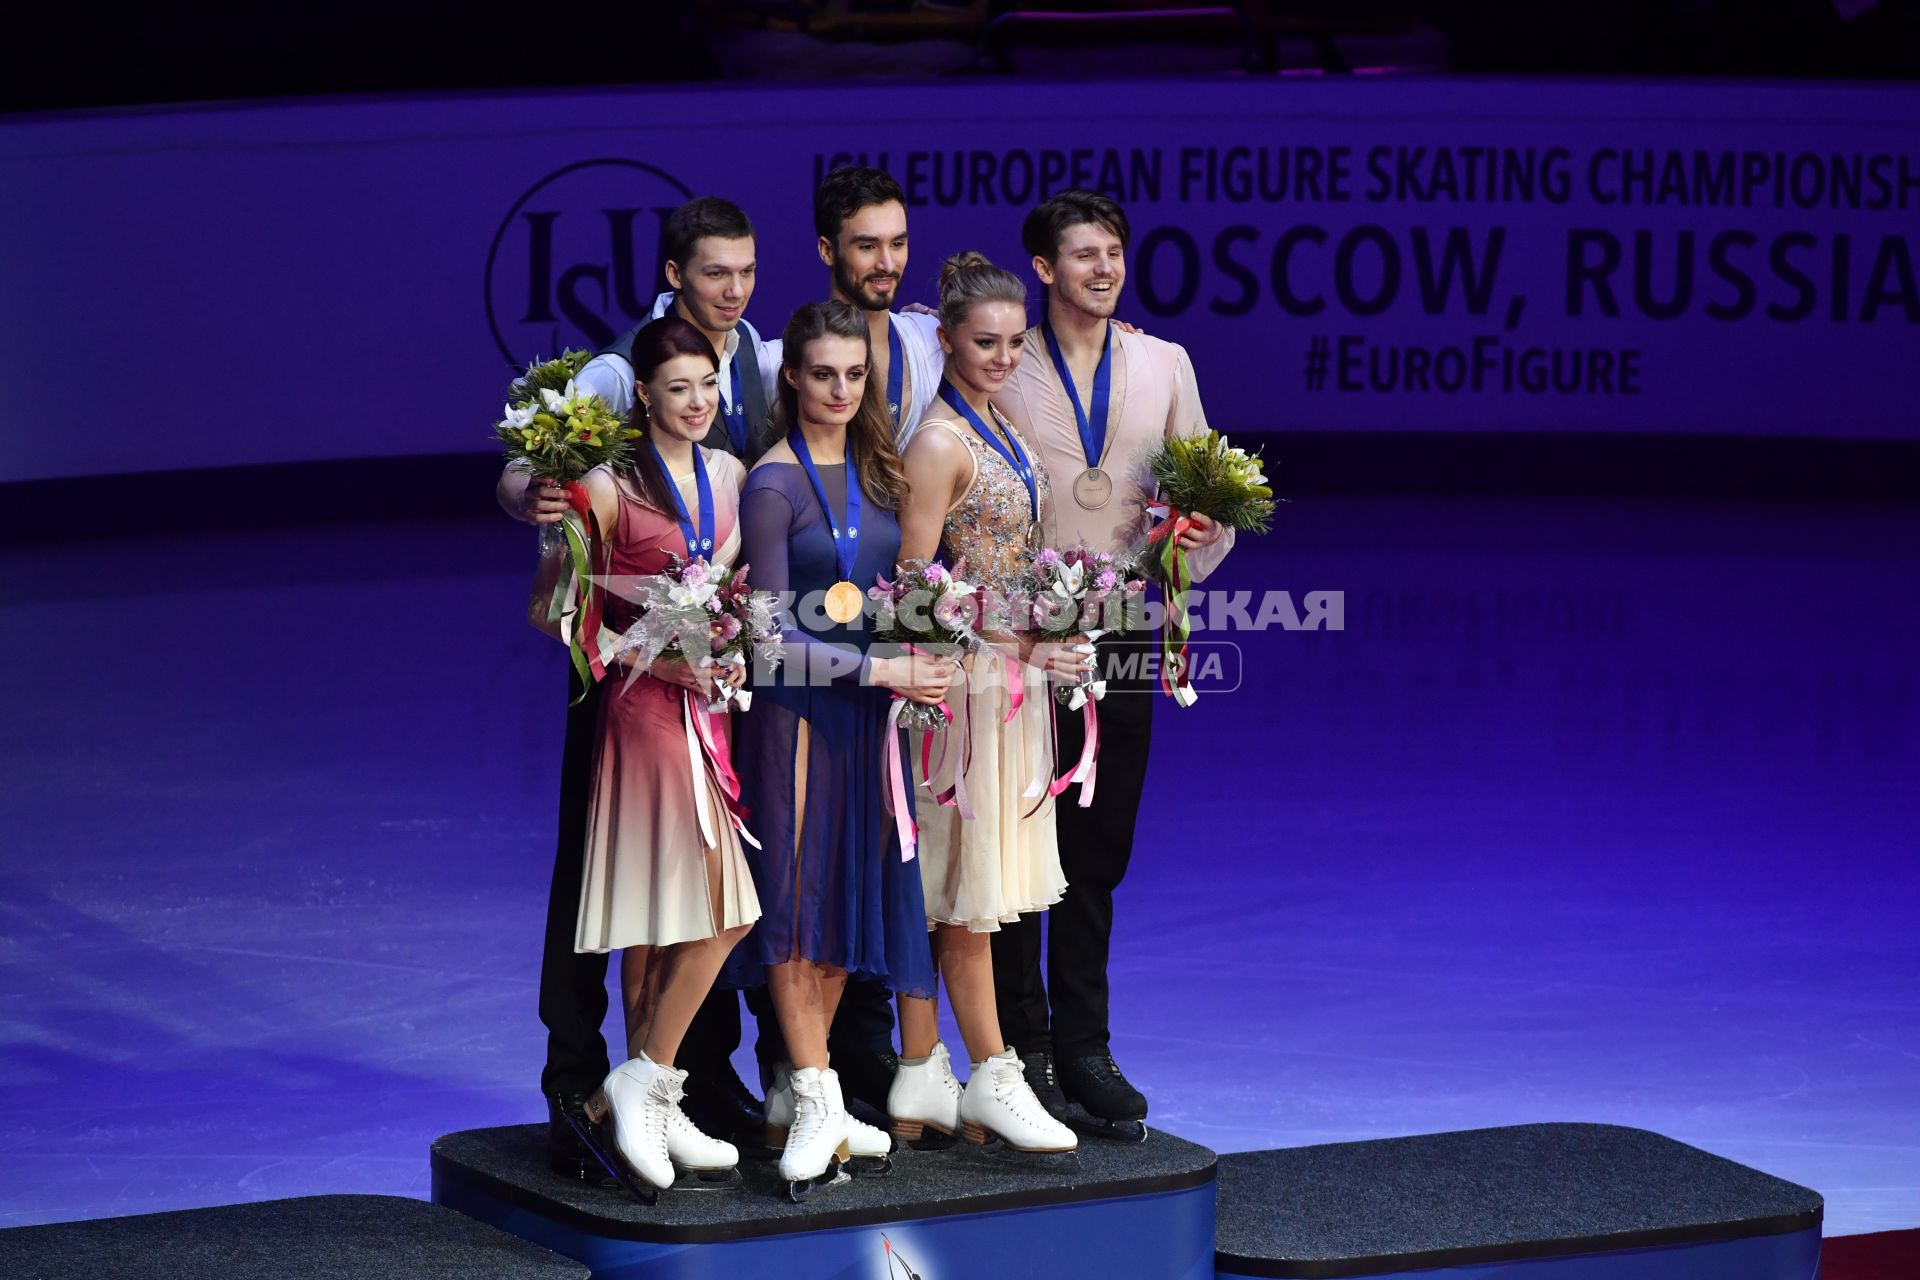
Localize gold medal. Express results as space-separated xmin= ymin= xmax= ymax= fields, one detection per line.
xmin=1027 ymin=520 xmax=1046 ymax=549
xmin=825 ymin=579 xmax=864 ymax=624
xmin=1072 ymin=466 xmax=1114 ymax=510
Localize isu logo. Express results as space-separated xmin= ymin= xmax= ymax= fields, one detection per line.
xmin=484 ymin=158 xmax=695 ymax=365
xmin=882 ymin=1232 xmax=926 ymax=1279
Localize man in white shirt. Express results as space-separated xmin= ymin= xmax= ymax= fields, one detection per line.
xmin=499 ymin=197 xmax=778 ymax=524
xmin=496 ymin=197 xmax=780 ymax=1174
xmin=809 ymin=166 xmax=945 ymax=445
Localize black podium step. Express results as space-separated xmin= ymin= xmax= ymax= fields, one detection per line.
xmin=432 ymin=1122 xmax=1218 ymax=1278
xmin=0 ymin=1193 xmax=589 ymax=1280
xmin=1213 ymin=1123 xmax=1823 ymax=1280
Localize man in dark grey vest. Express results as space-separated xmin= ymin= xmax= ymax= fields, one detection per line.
xmin=574 ymin=203 xmax=776 ymax=461
xmin=498 ymin=196 xmax=781 ymax=1178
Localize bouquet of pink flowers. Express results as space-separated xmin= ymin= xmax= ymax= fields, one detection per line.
xmin=1021 ymin=546 xmax=1146 ymax=710
xmin=869 ymin=557 xmax=983 ymax=731
xmin=610 ymin=558 xmax=784 ymax=712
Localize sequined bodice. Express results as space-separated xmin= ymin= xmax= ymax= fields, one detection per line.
xmin=932 ymin=407 xmax=1052 ymax=596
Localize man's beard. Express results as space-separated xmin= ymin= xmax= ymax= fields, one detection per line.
xmin=835 ymin=258 xmax=898 ymax=312
xmin=1066 ymin=279 xmax=1122 ymax=319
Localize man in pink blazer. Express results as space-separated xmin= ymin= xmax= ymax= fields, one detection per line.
xmin=991 ymin=190 xmax=1233 ymax=1140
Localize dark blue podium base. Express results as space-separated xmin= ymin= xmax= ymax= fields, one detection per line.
xmin=432 ymin=1124 xmax=1218 ymax=1280
xmin=1212 ymin=1124 xmax=1823 ymax=1280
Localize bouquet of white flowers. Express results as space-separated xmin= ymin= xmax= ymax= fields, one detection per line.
xmin=496 ymin=352 xmax=642 ymax=699
xmin=1141 ymin=430 xmax=1278 ymax=705
xmin=1021 ymin=545 xmax=1146 ymax=712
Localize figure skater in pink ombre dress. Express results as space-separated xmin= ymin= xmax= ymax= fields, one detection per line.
xmin=557 ymin=317 xmax=760 ymax=1195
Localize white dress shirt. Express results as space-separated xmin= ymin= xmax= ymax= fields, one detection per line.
xmin=573 ymin=290 xmax=779 ymax=417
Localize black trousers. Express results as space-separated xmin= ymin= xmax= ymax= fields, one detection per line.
xmin=538 ymin=670 xmax=895 ymax=1099
xmin=991 ymin=628 xmax=1156 ymax=1060
xmin=537 ymin=670 xmax=612 ymax=1099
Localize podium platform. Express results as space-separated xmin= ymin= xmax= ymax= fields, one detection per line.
xmin=0 ymin=1194 xmax=588 ymax=1280
xmin=432 ymin=1123 xmax=1218 ymax=1280
xmin=1212 ymin=1123 xmax=1823 ymax=1280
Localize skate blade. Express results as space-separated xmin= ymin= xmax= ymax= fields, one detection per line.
xmin=549 ymin=1148 xmax=621 ymax=1189
xmin=845 ymin=1152 xmax=894 ymax=1177
xmin=1066 ymin=1113 xmax=1149 ymax=1144
xmin=669 ymin=1165 xmax=743 ymax=1193
xmin=785 ymin=1159 xmax=852 ymax=1202
xmin=958 ymin=1127 xmax=1081 ymax=1168
xmin=562 ymin=1111 xmax=659 ymax=1206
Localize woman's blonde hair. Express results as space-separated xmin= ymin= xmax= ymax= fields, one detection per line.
xmin=936 ymin=250 xmax=1026 ymax=333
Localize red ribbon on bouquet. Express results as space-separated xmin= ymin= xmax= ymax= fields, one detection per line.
xmin=555 ymin=480 xmax=607 ymax=697
xmin=1145 ymin=502 xmax=1198 ymax=706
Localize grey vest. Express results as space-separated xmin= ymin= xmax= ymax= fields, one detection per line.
xmin=600 ymin=316 xmax=771 ymax=464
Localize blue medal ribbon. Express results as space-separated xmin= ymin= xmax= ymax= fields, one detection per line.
xmin=886 ymin=315 xmax=905 ymax=427
xmin=647 ymin=438 xmax=716 ymax=558
xmin=937 ymin=381 xmax=1038 ymax=522
xmin=1042 ymin=318 xmax=1113 ymax=472
xmin=789 ymin=428 xmax=862 ymax=583
xmin=720 ymin=358 xmax=748 ymax=455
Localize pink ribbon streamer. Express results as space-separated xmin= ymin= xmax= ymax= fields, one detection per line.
xmin=685 ymin=689 xmax=761 ymax=850
xmin=1049 ymin=697 xmax=1100 ymax=809
xmin=1022 ymin=666 xmax=1059 ymax=820
xmin=884 ymin=697 xmax=918 ymax=862
xmin=909 ymin=644 xmax=973 ymax=821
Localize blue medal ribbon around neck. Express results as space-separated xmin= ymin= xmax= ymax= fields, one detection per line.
xmin=720 ymin=358 xmax=748 ymax=454
xmin=789 ymin=428 xmax=862 ymax=582
xmin=1042 ymin=318 xmax=1112 ymax=471
xmin=647 ymin=438 xmax=715 ymax=558
xmin=937 ymin=381 xmax=1037 ymax=522
xmin=886 ymin=316 xmax=905 ymax=427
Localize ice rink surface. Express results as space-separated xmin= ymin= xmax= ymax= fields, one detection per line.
xmin=3 ymin=492 xmax=1915 ymax=1232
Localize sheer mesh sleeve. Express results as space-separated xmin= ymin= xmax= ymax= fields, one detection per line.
xmin=740 ymin=470 xmax=871 ymax=687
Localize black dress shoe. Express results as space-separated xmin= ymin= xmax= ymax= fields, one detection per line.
xmin=546 ymin=1091 xmax=616 ymax=1184
xmin=680 ymin=1059 xmax=766 ymax=1148
xmin=1058 ymin=1051 xmax=1148 ymax=1122
xmin=832 ymin=1046 xmax=902 ymax=1117
xmin=1018 ymin=1047 xmax=1073 ymax=1124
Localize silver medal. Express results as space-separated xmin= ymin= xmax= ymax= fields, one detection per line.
xmin=1072 ymin=466 xmax=1114 ymax=510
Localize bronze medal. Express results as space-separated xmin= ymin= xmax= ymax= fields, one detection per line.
xmin=1072 ymin=466 xmax=1114 ymax=510
xmin=825 ymin=579 xmax=864 ymax=624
